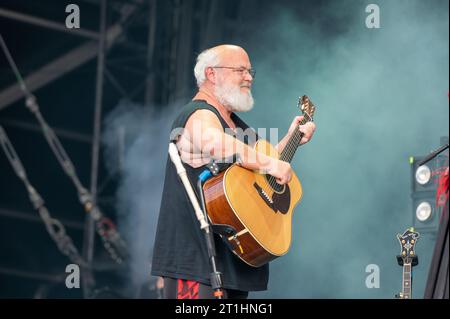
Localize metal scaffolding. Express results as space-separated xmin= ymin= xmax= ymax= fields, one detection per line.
xmin=0 ymin=0 xmax=244 ymax=298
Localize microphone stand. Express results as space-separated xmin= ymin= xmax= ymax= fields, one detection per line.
xmin=168 ymin=143 xmax=224 ymax=299
xmin=197 ymin=171 xmax=224 ymax=299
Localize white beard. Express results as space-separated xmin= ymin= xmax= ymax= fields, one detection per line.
xmin=214 ymin=81 xmax=254 ymax=112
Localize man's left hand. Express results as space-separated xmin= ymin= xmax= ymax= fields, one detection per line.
xmin=287 ymin=116 xmax=316 ymax=145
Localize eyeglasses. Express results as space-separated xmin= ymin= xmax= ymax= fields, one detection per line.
xmin=212 ymin=66 xmax=256 ymax=78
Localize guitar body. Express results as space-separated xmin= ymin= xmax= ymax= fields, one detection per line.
xmin=203 ymin=139 xmax=303 ymax=267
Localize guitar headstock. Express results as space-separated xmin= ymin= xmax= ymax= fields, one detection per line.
xmin=297 ymin=95 xmax=316 ymax=122
xmin=397 ymin=227 xmax=420 ymax=263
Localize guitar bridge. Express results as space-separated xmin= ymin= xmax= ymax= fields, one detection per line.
xmin=253 ymin=182 xmax=276 ymax=212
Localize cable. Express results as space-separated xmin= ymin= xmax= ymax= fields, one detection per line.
xmin=0 ymin=125 xmax=87 ymax=267
xmin=0 ymin=33 xmax=128 ymax=264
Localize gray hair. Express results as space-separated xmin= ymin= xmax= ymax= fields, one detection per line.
xmin=194 ymin=48 xmax=220 ymax=87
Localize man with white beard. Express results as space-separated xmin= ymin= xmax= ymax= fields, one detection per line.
xmin=151 ymin=45 xmax=316 ymax=299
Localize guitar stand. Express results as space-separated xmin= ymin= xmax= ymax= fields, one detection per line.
xmin=396 ymin=255 xmax=419 ymax=267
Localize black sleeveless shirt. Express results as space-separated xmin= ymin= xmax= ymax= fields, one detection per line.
xmin=151 ymin=100 xmax=269 ymax=291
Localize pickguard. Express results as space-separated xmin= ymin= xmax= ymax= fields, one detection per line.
xmin=253 ymin=182 xmax=291 ymax=214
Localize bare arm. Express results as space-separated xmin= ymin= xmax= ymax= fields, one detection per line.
xmin=181 ymin=110 xmax=292 ymax=184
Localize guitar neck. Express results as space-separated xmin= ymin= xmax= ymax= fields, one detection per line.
xmin=279 ymin=116 xmax=311 ymax=163
xmin=401 ymin=262 xmax=413 ymax=299
xmin=396 ymin=228 xmax=420 ymax=299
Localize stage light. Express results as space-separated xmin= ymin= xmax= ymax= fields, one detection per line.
xmin=415 ymin=201 xmax=432 ymax=222
xmin=415 ymin=165 xmax=431 ymax=185
xmin=410 ymin=136 xmax=448 ymax=232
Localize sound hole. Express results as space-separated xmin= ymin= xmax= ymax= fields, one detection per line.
xmin=264 ymin=174 xmax=285 ymax=193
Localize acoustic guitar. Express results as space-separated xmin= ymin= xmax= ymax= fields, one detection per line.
xmin=203 ymin=96 xmax=316 ymax=267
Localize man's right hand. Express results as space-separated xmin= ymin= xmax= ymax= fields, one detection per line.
xmin=266 ymin=159 xmax=292 ymax=185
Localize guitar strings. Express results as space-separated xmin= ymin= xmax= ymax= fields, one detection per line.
xmin=266 ymin=123 xmax=301 ymax=191
xmin=283 ymin=113 xmax=311 ymax=162
xmin=262 ymin=114 xmax=310 ymax=193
